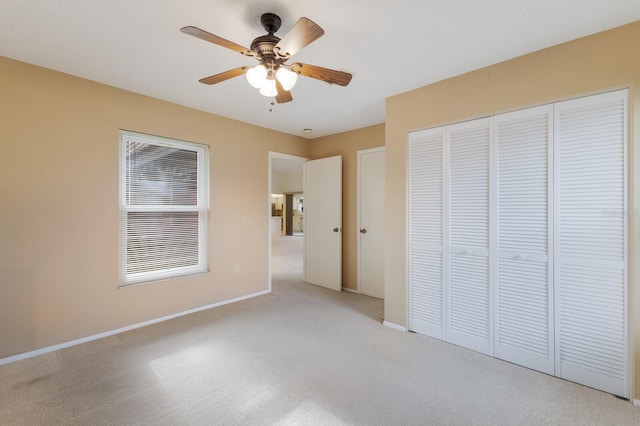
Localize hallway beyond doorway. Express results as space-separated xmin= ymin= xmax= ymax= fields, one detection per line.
xmin=271 ymin=233 xmax=303 ymax=283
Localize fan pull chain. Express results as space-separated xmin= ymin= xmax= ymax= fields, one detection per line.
xmin=268 ymin=100 xmax=275 ymax=112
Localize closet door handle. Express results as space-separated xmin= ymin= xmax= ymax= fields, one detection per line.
xmin=360 ymin=228 xmax=367 ymax=234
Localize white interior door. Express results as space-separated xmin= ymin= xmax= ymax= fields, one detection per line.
xmin=554 ymin=90 xmax=628 ymax=398
xmin=358 ymin=147 xmax=385 ymax=299
xmin=408 ymin=128 xmax=446 ymax=339
xmin=304 ymin=156 xmax=342 ymax=291
xmin=407 ymin=89 xmax=628 ymax=398
xmin=446 ymin=118 xmax=493 ymax=356
xmin=495 ymin=105 xmax=554 ymax=374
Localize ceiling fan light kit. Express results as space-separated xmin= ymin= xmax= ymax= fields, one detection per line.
xmin=259 ymin=78 xmax=278 ymax=97
xmin=246 ymin=64 xmax=297 ymax=93
xmin=246 ymin=65 xmax=267 ymax=88
xmin=275 ymin=67 xmax=297 ymax=91
xmin=181 ymin=12 xmax=352 ymax=104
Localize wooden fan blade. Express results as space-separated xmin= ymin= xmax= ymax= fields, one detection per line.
xmin=199 ymin=67 xmax=249 ymax=85
xmin=290 ymin=63 xmax=352 ymax=86
xmin=275 ymin=79 xmax=293 ymax=104
xmin=274 ymin=18 xmax=324 ymax=59
xmin=181 ymin=26 xmax=254 ymax=56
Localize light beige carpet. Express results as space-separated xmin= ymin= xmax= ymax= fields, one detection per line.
xmin=0 ymin=235 xmax=638 ymax=425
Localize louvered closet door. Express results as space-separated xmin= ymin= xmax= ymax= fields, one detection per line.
xmin=555 ymin=90 xmax=628 ymax=398
xmin=408 ymin=128 xmax=445 ymax=338
xmin=495 ymin=105 xmax=554 ymax=374
xmin=447 ymin=118 xmax=492 ymax=355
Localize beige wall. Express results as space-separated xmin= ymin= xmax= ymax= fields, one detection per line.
xmin=0 ymin=56 xmax=308 ymax=359
xmin=309 ymin=124 xmax=385 ymax=290
xmin=385 ymin=21 xmax=640 ymax=399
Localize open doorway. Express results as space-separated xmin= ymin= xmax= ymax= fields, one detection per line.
xmin=268 ymin=152 xmax=306 ymax=289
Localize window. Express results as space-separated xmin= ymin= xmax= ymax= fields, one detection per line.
xmin=119 ymin=131 xmax=209 ymax=286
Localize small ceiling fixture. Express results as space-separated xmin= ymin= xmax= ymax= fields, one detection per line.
xmin=181 ymin=13 xmax=352 ymax=104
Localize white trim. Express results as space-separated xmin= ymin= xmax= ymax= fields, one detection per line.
xmin=342 ymin=286 xmax=360 ymax=294
xmin=634 ymin=399 xmax=640 ymax=407
xmin=356 ymin=148 xmax=362 ymax=294
xmin=405 ymin=132 xmax=411 ymax=332
xmin=622 ymin=90 xmax=630 ymax=402
xmin=268 ymin=153 xmax=273 ymax=293
xmin=0 ymin=290 xmax=269 ymax=367
xmin=383 ymin=321 xmax=407 ymax=332
xmin=359 ymin=147 xmax=386 ymax=154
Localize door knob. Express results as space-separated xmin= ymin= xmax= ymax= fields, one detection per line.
xmin=360 ymin=228 xmax=367 ymax=234
xmin=333 ymin=227 xmax=340 ymax=232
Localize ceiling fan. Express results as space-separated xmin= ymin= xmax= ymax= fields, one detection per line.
xmin=181 ymin=13 xmax=352 ymax=104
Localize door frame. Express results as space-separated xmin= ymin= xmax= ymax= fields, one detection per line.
xmin=268 ymin=152 xmax=308 ymax=292
xmin=357 ymin=146 xmax=386 ymax=295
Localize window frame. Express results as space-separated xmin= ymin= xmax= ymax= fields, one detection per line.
xmin=118 ymin=130 xmax=210 ymax=287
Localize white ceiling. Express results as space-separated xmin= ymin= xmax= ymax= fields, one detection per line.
xmin=1 ymin=1 xmax=640 ymax=139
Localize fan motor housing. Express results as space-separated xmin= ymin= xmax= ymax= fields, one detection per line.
xmin=251 ymin=34 xmax=284 ymax=72
xmin=250 ymin=13 xmax=288 ymax=67
xmin=250 ymin=34 xmax=281 ymax=59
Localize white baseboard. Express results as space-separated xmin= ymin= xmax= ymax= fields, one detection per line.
xmin=383 ymin=320 xmax=407 ymax=332
xmin=634 ymin=399 xmax=640 ymax=407
xmin=342 ymin=287 xmax=359 ymax=294
xmin=0 ymin=289 xmax=270 ymax=366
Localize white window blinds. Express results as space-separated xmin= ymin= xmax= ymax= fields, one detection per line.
xmin=119 ymin=131 xmax=209 ymax=286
